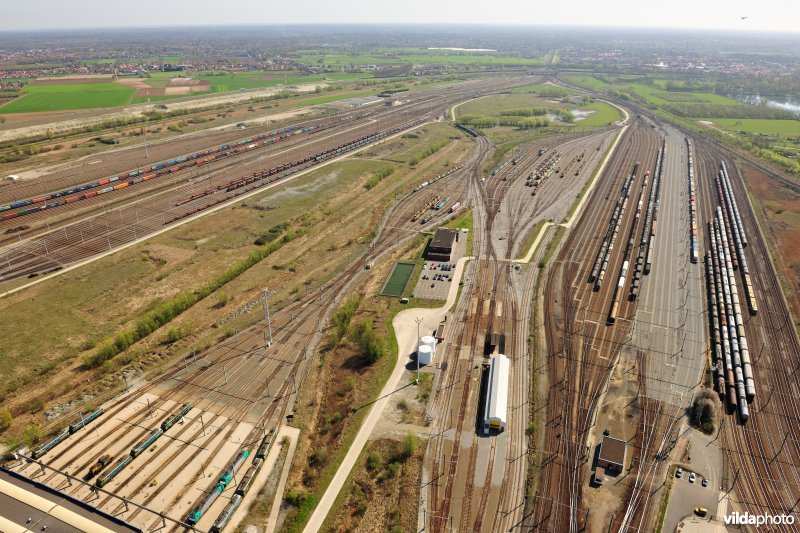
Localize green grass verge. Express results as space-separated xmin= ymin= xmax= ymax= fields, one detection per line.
xmin=292 ymin=92 xmax=372 ymax=106
xmin=517 ymin=220 xmax=546 ymax=261
xmin=445 ymin=207 xmax=474 ymax=255
xmin=654 ymin=469 xmax=675 ymax=532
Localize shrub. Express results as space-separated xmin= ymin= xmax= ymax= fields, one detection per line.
xmin=216 ymin=291 xmax=229 ymax=307
xmin=22 ymin=425 xmax=41 ymax=448
xmin=368 ymin=451 xmax=383 ymax=471
xmin=0 ymin=410 xmax=12 ymax=433
xmin=285 ymin=487 xmax=308 ymax=507
xmin=165 ymin=326 xmax=184 ymax=344
xmin=401 ymin=432 xmax=417 ymax=460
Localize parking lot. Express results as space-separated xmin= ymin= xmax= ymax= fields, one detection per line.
xmin=413 ymin=260 xmax=457 ymax=300
xmin=664 ymin=467 xmax=722 ymax=533
xmin=412 ymin=229 xmax=468 ymax=300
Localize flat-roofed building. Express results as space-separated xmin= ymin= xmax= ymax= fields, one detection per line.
xmin=597 ymin=435 xmax=626 ymax=474
xmin=427 ymin=228 xmax=459 ymax=262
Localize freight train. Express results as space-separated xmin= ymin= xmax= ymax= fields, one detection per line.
xmin=706 ymin=206 xmax=755 ymax=422
xmin=165 ymin=118 xmax=426 ymax=227
xmin=1 ymin=124 xmax=315 ymax=221
xmin=717 ymin=162 xmax=757 ymax=316
xmin=686 ymin=138 xmax=699 ymax=264
xmin=590 ymin=162 xmax=638 ymax=291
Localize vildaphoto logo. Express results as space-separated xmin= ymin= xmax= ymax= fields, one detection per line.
xmin=724 ymin=511 xmax=796 ymax=527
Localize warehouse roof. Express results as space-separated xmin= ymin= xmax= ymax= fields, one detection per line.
xmin=485 ymin=353 xmax=510 ymax=423
xmin=0 ymin=467 xmax=141 ymax=533
xmin=599 ymin=435 xmax=626 ymax=467
xmin=430 ymin=228 xmax=458 ymax=250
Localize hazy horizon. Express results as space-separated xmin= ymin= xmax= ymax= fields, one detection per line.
xmin=3 ymin=0 xmax=798 ymax=33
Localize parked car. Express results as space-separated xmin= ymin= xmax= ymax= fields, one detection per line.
xmin=689 ymin=472 xmax=696 ymax=483
xmin=675 ymin=468 xmax=683 ymax=478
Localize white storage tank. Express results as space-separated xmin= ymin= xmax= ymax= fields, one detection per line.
xmin=417 ymin=344 xmax=433 ymax=365
xmin=421 ymin=335 xmax=437 ymax=351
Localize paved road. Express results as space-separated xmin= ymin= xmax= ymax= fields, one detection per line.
xmin=302 ymin=255 xmax=471 ymax=533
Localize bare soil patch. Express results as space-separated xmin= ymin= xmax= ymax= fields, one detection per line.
xmin=115 ymin=78 xmax=153 ymax=90
xmin=164 ymin=87 xmax=192 ymax=96
xmin=740 ymin=162 xmax=800 ymax=320
xmin=135 ymin=87 xmax=166 ymax=97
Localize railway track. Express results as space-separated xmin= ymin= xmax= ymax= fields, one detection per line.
xmin=0 ymin=77 xmax=538 ymax=285
xmin=533 ymin=118 xmax=661 ymax=531
xmin=692 ymin=137 xmax=800 ymax=529
xmin=14 ymin=117 xmax=495 ymax=531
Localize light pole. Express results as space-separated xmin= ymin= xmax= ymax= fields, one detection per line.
xmin=263 ymin=288 xmax=273 ymax=347
xmin=415 ymin=317 xmax=423 ymax=385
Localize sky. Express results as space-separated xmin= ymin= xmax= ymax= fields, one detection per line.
xmin=3 ymin=0 xmax=798 ymax=33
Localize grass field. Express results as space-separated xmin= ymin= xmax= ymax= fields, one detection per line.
xmin=511 ymin=84 xmax=575 ymax=96
xmin=576 ymin=101 xmax=623 ymax=126
xmin=629 ymin=84 xmax=742 ymax=107
xmin=0 ymin=82 xmax=134 ymax=113
xmin=456 ymin=93 xmax=621 ymax=127
xmin=560 ymin=74 xmax=610 ymax=91
xmin=381 ymin=262 xmax=416 ymax=296
xmin=699 ymin=118 xmax=800 ymax=137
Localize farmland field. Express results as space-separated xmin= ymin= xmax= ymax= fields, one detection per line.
xmin=295 ymin=51 xmax=542 ymax=66
xmin=0 ymin=72 xmax=370 ymax=113
xmin=0 ymin=82 xmax=134 ymax=113
xmin=699 ymin=118 xmax=800 ymax=137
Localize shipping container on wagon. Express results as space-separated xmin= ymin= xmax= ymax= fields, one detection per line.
xmin=483 ymin=354 xmax=510 ymax=435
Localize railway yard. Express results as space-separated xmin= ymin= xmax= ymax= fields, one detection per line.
xmin=1 ymin=66 xmax=800 ymax=533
